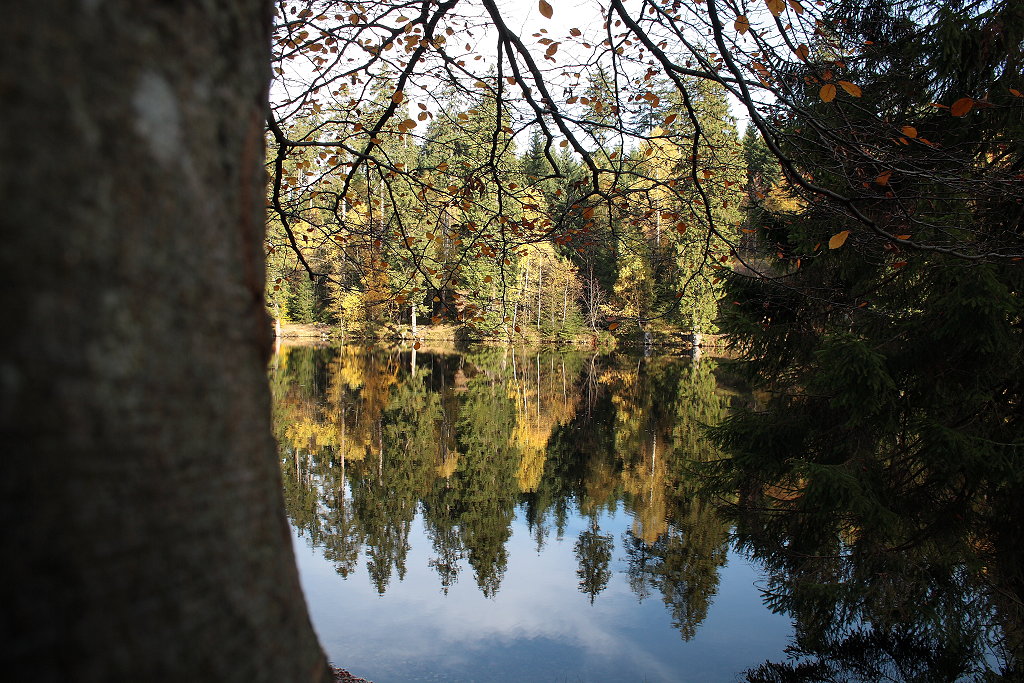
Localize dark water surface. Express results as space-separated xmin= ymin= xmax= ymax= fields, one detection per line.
xmin=272 ymin=344 xmax=1017 ymax=682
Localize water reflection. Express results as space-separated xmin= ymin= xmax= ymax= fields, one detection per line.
xmin=272 ymin=345 xmax=730 ymax=617
xmin=272 ymin=344 xmax=1019 ymax=681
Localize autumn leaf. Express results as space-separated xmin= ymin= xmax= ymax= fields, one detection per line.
xmin=735 ymin=15 xmax=750 ymax=34
xmin=838 ymin=81 xmax=862 ymax=97
xmin=1010 ymin=88 xmax=1022 ymax=98
xmin=392 ymin=91 xmax=404 ymax=104
xmin=608 ymin=322 xmax=619 ymax=331
xmin=789 ymin=0 xmax=805 ymax=14
xmin=794 ymin=44 xmax=809 ymax=61
xmin=950 ymin=97 xmax=974 ymax=117
xmin=539 ymin=0 xmax=553 ymax=19
xmin=819 ymin=83 xmax=837 ymax=102
xmin=875 ymin=170 xmax=892 ymax=185
xmin=413 ymin=341 xmax=421 ymax=350
xmin=828 ymin=230 xmax=850 ymax=249
xmin=901 ymin=126 xmax=918 ymax=138
xmin=766 ymin=0 xmax=786 ymax=17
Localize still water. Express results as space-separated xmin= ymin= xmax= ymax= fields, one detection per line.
xmin=272 ymin=344 xmax=791 ymax=681
xmin=271 ymin=344 xmax=1017 ymax=682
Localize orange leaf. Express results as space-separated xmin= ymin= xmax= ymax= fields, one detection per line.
xmin=539 ymin=0 xmax=553 ymax=19
xmin=735 ymin=15 xmax=750 ymax=34
xmin=608 ymin=322 xmax=619 ymax=331
xmin=413 ymin=341 xmax=421 ymax=350
xmin=950 ymin=97 xmax=974 ymax=116
xmin=901 ymin=126 xmax=918 ymax=138
xmin=876 ymin=170 xmax=892 ymax=186
xmin=838 ymin=81 xmax=862 ymax=97
xmin=828 ymin=230 xmax=850 ymax=249
xmin=819 ymin=83 xmax=837 ymax=102
xmin=1010 ymin=88 xmax=1022 ymax=98
xmin=892 ymin=261 xmax=908 ymax=268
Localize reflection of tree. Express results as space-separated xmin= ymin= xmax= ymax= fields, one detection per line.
xmin=273 ymin=343 xmax=733 ymax=625
xmin=623 ymin=496 xmax=728 ymax=641
xmin=574 ymin=518 xmax=614 ymax=604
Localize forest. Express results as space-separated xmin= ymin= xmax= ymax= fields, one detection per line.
xmin=266 ymin=75 xmax=748 ymax=342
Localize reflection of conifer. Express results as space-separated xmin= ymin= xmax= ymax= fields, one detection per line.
xmin=574 ymin=518 xmax=614 ymax=604
xmin=622 ymin=497 xmax=728 ymax=641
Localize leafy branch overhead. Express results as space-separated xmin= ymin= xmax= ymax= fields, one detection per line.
xmin=265 ymin=0 xmax=1024 ymax=338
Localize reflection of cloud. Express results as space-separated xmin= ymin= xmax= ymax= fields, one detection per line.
xmin=293 ymin=510 xmax=789 ymax=683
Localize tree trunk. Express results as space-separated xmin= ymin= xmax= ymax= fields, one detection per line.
xmin=1 ymin=3 xmax=329 ymax=682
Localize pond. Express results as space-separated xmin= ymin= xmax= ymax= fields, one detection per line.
xmin=271 ymin=344 xmax=1018 ymax=682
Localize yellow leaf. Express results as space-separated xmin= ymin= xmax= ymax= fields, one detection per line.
xmin=819 ymin=83 xmax=837 ymax=102
xmin=735 ymin=15 xmax=750 ymax=34
xmin=838 ymin=81 xmax=861 ymax=97
xmin=828 ymin=230 xmax=850 ymax=249
xmin=901 ymin=126 xmax=917 ymax=138
xmin=539 ymin=0 xmax=553 ymax=19
xmin=766 ymin=0 xmax=786 ymax=16
xmin=895 ymin=234 xmax=912 ymax=240
xmin=950 ymin=97 xmax=974 ymax=117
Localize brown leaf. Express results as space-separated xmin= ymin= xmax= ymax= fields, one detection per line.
xmin=950 ymin=97 xmax=974 ymax=117
xmin=901 ymin=126 xmax=918 ymax=138
xmin=766 ymin=0 xmax=786 ymax=17
xmin=539 ymin=0 xmax=553 ymax=19
xmin=876 ymin=170 xmax=892 ymax=185
xmin=794 ymin=44 xmax=809 ymax=61
xmin=819 ymin=83 xmax=837 ymax=102
xmin=735 ymin=15 xmax=750 ymax=34
xmin=828 ymin=230 xmax=850 ymax=249
xmin=838 ymin=81 xmax=862 ymax=97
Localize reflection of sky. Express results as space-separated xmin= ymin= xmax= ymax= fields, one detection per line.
xmin=293 ymin=506 xmax=792 ymax=683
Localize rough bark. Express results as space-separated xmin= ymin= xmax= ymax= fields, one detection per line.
xmin=1 ymin=3 xmax=330 ymax=681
